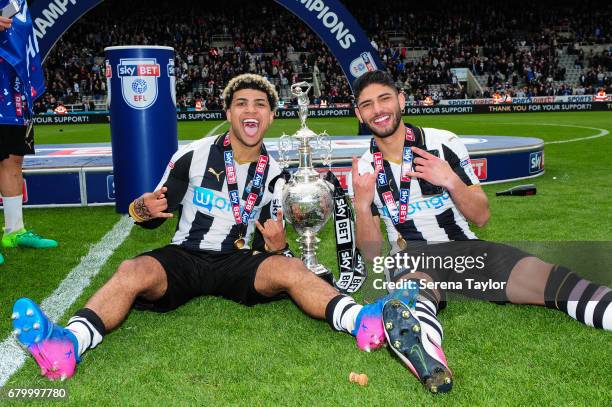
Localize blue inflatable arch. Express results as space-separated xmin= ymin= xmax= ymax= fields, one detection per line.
xmin=30 ymin=0 xmax=382 ymax=90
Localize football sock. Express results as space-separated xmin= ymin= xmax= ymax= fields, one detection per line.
xmin=66 ymin=308 xmax=106 ymax=357
xmin=3 ymin=195 xmax=24 ymax=234
xmin=412 ymin=285 xmax=444 ymax=345
xmin=325 ymin=295 xmax=363 ymax=333
xmin=545 ymin=266 xmax=612 ymax=330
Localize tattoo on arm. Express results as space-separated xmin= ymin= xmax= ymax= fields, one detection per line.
xmin=134 ymin=198 xmax=152 ymax=221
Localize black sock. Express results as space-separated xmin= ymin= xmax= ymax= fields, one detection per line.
xmin=545 ymin=266 xmax=612 ymax=330
xmin=325 ymin=295 xmax=361 ymax=333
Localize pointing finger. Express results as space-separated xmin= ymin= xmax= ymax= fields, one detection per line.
xmin=411 ymin=146 xmax=435 ymax=159
xmin=351 ymin=156 xmax=359 ymax=179
xmin=404 ymin=171 xmax=423 ymax=179
xmin=255 ymin=220 xmax=265 ymax=234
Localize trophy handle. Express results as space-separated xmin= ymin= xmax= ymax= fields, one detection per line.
xmin=317 ymin=131 xmax=332 ymax=167
xmin=278 ymin=133 xmax=293 ymax=168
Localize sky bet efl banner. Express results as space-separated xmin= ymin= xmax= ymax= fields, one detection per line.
xmin=30 ymin=0 xmax=382 ymax=89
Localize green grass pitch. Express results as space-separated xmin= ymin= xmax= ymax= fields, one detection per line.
xmin=1 ymin=111 xmax=611 ymax=405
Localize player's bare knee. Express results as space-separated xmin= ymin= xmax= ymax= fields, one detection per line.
xmin=113 ymin=260 xmax=139 ymax=293
xmin=2 ymin=155 xmax=23 ymax=171
xmin=283 ymin=257 xmax=310 ymax=283
xmin=511 ymin=256 xmax=554 ymax=274
xmin=113 ymin=257 xmax=164 ymax=295
xmin=259 ymin=256 xmax=308 ymax=290
xmin=278 ymin=258 xmax=314 ymax=291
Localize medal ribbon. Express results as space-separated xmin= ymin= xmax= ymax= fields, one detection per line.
xmin=222 ymin=133 xmax=270 ymax=239
xmin=325 ymin=171 xmax=367 ymax=293
xmin=370 ymin=126 xmax=417 ymax=226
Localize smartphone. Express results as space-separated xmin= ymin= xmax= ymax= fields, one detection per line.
xmin=414 ymin=149 xmax=445 ymax=196
xmin=2 ymin=0 xmax=20 ymax=18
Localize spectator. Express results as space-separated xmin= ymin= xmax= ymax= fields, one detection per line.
xmin=0 ymin=3 xmax=57 ymax=267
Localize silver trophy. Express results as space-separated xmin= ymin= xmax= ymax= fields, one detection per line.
xmin=279 ymin=82 xmax=334 ymax=281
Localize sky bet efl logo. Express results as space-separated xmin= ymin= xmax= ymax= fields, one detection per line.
xmin=117 ymin=58 xmax=160 ymax=110
xmin=349 ymin=52 xmax=377 ymax=78
xmin=530 ymin=151 xmax=544 ymax=174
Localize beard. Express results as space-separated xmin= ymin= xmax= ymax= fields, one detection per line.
xmin=364 ymin=107 xmax=402 ymax=138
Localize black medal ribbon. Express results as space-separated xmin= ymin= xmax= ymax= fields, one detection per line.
xmin=325 ymin=171 xmax=367 ymax=293
xmin=370 ymin=125 xmax=425 ymax=245
xmin=221 ymin=133 xmax=270 ymax=247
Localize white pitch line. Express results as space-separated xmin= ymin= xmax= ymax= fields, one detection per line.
xmin=542 ymin=125 xmax=609 ymax=145
xmin=0 ymin=215 xmax=134 ymax=388
xmin=206 ymin=120 xmax=228 ymax=137
xmin=489 ymin=122 xmax=609 ymax=145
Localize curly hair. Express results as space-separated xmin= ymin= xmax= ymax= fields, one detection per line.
xmin=222 ymin=74 xmax=279 ymax=111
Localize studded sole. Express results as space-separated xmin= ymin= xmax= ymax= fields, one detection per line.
xmin=383 ymin=299 xmax=453 ymax=394
xmin=12 ymin=298 xmax=52 ymax=346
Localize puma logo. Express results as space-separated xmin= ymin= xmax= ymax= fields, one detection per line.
xmin=208 ymin=168 xmax=224 ymax=182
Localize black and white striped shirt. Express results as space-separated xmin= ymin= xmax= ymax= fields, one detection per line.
xmin=140 ymin=133 xmax=283 ymax=252
xmin=349 ymin=128 xmax=480 ymax=250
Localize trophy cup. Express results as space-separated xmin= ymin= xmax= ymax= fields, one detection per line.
xmin=279 ymin=82 xmax=334 ymax=283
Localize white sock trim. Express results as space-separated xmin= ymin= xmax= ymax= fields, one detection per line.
xmin=332 ymin=296 xmax=362 ymax=333
xmin=2 ymin=195 xmax=24 ymax=234
xmin=417 ymin=299 xmax=437 ymax=315
xmin=415 ymin=300 xmax=443 ymax=344
xmin=67 ymin=317 xmax=103 ymax=357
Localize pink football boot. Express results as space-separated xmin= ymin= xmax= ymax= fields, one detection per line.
xmin=12 ymin=298 xmax=79 ymax=380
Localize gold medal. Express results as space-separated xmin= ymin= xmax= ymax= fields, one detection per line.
xmin=397 ymin=237 xmax=408 ymax=251
xmin=234 ymin=238 xmax=245 ymax=249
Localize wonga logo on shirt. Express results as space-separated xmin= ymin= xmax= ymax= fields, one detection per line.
xmin=380 ymin=191 xmax=451 ymax=219
xmin=192 ymin=186 xmax=258 ymax=219
xmin=193 ymin=186 xmax=230 ymax=213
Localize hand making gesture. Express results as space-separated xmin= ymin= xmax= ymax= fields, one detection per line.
xmin=405 ymin=146 xmax=458 ymax=190
xmin=255 ymin=209 xmax=287 ymax=251
xmin=131 ymin=187 xmax=174 ymax=222
xmin=351 ymin=156 xmax=378 ymax=213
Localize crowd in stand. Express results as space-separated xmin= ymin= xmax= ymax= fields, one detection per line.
xmin=36 ymin=0 xmax=611 ymax=112
xmin=364 ymin=0 xmax=610 ymax=100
